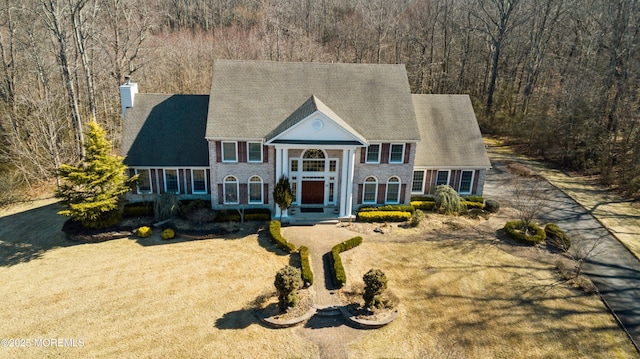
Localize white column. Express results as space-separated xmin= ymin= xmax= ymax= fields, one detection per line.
xmin=275 ymin=146 xmax=283 ymax=180
xmin=340 ymin=149 xmax=349 ymax=217
xmin=345 ymin=148 xmax=356 ymax=218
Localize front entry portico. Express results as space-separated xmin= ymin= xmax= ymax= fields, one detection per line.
xmin=265 ymin=95 xmax=368 ymax=220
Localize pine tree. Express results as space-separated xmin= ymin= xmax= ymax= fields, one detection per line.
xmin=273 ymin=175 xmax=292 ymax=222
xmin=56 ymin=121 xmax=133 ymax=228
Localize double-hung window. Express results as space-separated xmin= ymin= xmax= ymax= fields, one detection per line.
xmin=164 ymin=169 xmax=179 ymax=194
xmin=363 ymin=177 xmax=377 ymax=204
xmin=386 ymin=177 xmax=401 ymax=203
xmin=247 ymin=142 xmax=262 ymax=163
xmin=411 ymin=170 xmax=424 ymax=193
xmin=459 ymin=171 xmax=474 ymax=194
xmin=224 ymin=176 xmax=238 ymax=204
xmin=249 ymin=176 xmax=263 ymax=203
xmin=192 ymin=169 xmax=207 ymax=194
xmin=135 ymin=169 xmax=152 ymax=194
xmin=436 ymin=170 xmax=449 ymax=186
xmin=366 ymin=144 xmax=380 ymax=163
xmin=389 ymin=144 xmax=405 ymax=163
xmin=222 ymin=141 xmax=237 ymax=162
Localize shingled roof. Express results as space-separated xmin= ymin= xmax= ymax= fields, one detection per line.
xmin=206 ymin=60 xmax=420 ymax=142
xmin=121 ymin=94 xmax=209 ymax=166
xmin=412 ymin=94 xmax=491 ymax=168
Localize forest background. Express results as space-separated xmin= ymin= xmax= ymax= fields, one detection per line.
xmin=0 ymin=0 xmax=637 ymax=204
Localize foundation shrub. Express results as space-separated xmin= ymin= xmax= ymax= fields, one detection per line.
xmin=268 ymin=220 xmax=296 ymax=253
xmin=411 ymin=195 xmax=435 ymax=202
xmin=465 ymin=195 xmax=485 ymax=203
xmin=299 ymin=246 xmax=314 ymax=287
xmin=504 ymin=220 xmax=546 ymax=245
xmin=215 ymin=208 xmax=271 ymax=222
xmin=123 ymin=202 xmax=155 ymax=217
xmin=410 ymin=200 xmax=437 ymax=211
xmin=462 ymin=201 xmax=484 ymax=210
xmin=545 ymin=223 xmax=571 ymax=252
xmin=358 ymin=205 xmax=414 ymax=213
xmin=484 ymin=199 xmax=500 ymax=213
xmin=410 ymin=209 xmax=425 ymax=227
xmin=357 ymin=211 xmax=411 ymax=223
xmin=331 ymin=236 xmax=363 ymax=287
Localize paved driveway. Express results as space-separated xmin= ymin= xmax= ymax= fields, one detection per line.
xmin=484 ymin=148 xmax=640 ymax=349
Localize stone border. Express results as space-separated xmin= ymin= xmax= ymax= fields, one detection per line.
xmin=339 ymin=306 xmax=399 ymax=329
xmin=256 ymin=307 xmax=317 ymax=328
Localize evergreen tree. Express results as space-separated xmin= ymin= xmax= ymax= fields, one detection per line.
xmin=273 ymin=175 xmax=292 ymax=222
xmin=56 ymin=121 xmax=133 ymax=228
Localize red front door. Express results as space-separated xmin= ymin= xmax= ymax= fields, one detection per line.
xmin=301 ymin=181 xmax=324 ymax=205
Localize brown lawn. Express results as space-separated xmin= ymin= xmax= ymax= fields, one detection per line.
xmin=0 ymin=200 xmax=636 ymax=358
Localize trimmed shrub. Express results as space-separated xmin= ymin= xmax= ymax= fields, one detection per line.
xmin=504 ymin=220 xmax=546 ymax=245
xmin=137 ymin=226 xmax=152 ymax=238
xmin=465 ymin=195 xmax=485 ymax=203
xmin=357 ymin=211 xmax=411 ymax=223
xmin=411 ymin=195 xmax=435 ymax=202
xmin=358 ymin=205 xmax=414 ymax=213
xmin=274 ymin=265 xmax=302 ymax=311
xmin=331 ymin=236 xmax=363 ymax=287
xmin=299 ymin=246 xmax=314 ymax=287
xmin=162 ymin=228 xmax=175 ymax=240
xmin=363 ymin=269 xmax=388 ymax=310
xmin=410 ymin=209 xmax=425 ymax=227
xmin=268 ymin=220 xmax=297 ymax=253
xmin=545 ymin=223 xmax=571 ymax=252
xmin=462 ymin=201 xmax=484 ymax=210
xmin=123 ymin=202 xmax=155 ymax=217
xmin=484 ymin=199 xmax=500 ymax=213
xmin=410 ymin=200 xmax=437 ymax=211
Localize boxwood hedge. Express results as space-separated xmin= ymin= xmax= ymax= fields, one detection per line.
xmin=358 ymin=204 xmax=415 ymax=214
xmin=268 ymin=220 xmax=297 ymax=253
xmin=299 ymin=246 xmax=314 ymax=287
xmin=357 ymin=211 xmax=412 ymax=222
xmin=410 ymin=200 xmax=437 ymax=211
xmin=331 ymin=236 xmax=363 ymax=287
xmin=504 ymin=220 xmax=546 ymax=245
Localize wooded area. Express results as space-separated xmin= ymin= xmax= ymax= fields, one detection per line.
xmin=0 ymin=0 xmax=638 ymax=204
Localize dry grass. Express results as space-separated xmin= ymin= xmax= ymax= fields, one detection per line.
xmin=0 ymin=200 xmax=637 ymax=358
xmin=341 ymin=235 xmax=636 ymax=358
xmin=0 ymin=202 xmax=317 ymax=359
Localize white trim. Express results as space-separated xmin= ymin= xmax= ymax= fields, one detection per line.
xmin=221 ymin=141 xmax=238 ymax=163
xmin=247 ymin=142 xmax=263 ymax=163
xmin=362 ymin=176 xmax=378 ymax=204
xmin=389 ymin=143 xmax=405 ymax=164
xmin=248 ymin=175 xmax=263 ymax=204
xmin=365 ymin=144 xmax=381 ymax=164
xmin=411 ymin=170 xmax=425 ymax=194
xmin=134 ymin=168 xmax=153 ymax=194
xmin=223 ymin=175 xmax=239 ymax=204
xmin=458 ymin=170 xmax=475 ymax=194
xmin=435 ymin=170 xmax=450 ymax=187
xmin=385 ymin=176 xmax=401 ymax=204
xmin=191 ymin=169 xmax=208 ymax=194
xmin=163 ymin=168 xmax=180 ymax=194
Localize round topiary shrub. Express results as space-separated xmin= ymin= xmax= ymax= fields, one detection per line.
xmin=274 ymin=265 xmax=303 ymax=312
xmin=137 ymin=226 xmax=152 ymax=238
xmin=545 ymin=223 xmax=571 ymax=252
xmin=504 ymin=220 xmax=546 ymax=245
xmin=363 ymin=269 xmax=388 ymax=310
xmin=162 ymin=228 xmax=175 ymax=240
xmin=484 ymin=199 xmax=500 ymax=213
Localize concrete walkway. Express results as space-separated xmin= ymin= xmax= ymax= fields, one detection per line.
xmin=484 ymin=142 xmax=640 ymax=350
xmin=281 ymin=225 xmax=365 ymax=359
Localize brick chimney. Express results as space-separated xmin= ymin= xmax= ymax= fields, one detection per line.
xmin=119 ymin=76 xmax=138 ymax=118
